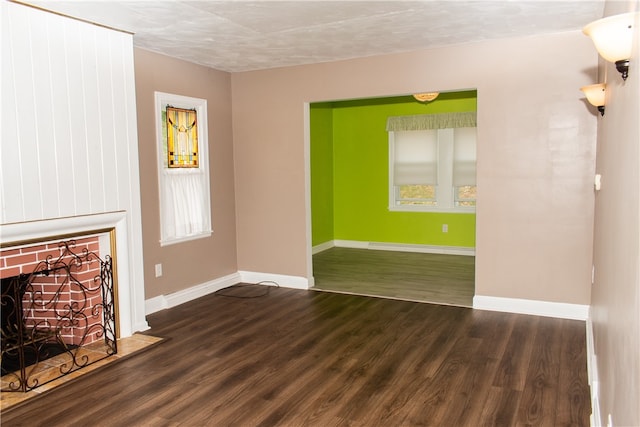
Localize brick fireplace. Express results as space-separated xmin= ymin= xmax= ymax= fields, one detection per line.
xmin=0 ymin=212 xmax=145 ymax=392
xmin=1 ymin=229 xmax=117 ymax=391
xmin=2 ymin=235 xmax=110 ymax=337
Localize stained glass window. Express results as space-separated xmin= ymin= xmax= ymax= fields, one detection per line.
xmin=166 ymin=106 xmax=199 ymax=168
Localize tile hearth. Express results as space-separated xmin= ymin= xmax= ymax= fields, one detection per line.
xmin=1 ymin=334 xmax=163 ymax=411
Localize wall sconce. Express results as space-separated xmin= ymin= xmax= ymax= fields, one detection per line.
xmin=583 ymin=12 xmax=637 ymax=81
xmin=413 ymin=92 xmax=439 ymax=102
xmin=580 ymin=83 xmax=606 ymax=116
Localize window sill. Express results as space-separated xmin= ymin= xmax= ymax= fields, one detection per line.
xmin=160 ymin=230 xmax=212 ymax=247
xmin=388 ymin=206 xmax=475 ymax=214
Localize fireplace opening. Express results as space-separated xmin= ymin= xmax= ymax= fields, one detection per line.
xmin=1 ymin=275 xmax=78 ymax=375
xmin=0 ymin=237 xmax=117 ymax=392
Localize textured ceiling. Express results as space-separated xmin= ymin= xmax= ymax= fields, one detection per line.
xmin=20 ymin=1 xmax=604 ymax=72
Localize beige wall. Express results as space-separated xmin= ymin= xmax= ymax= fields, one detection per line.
xmin=134 ymin=49 xmax=238 ymax=299
xmin=231 ymin=31 xmax=597 ymax=305
xmin=591 ymin=1 xmax=640 ymax=425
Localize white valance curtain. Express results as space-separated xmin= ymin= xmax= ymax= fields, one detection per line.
xmin=388 ymin=112 xmax=477 ymax=187
xmin=386 ymin=111 xmax=476 ymax=132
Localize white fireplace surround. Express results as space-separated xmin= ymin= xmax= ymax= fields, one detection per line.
xmin=2 ymin=4 xmax=147 ymax=337
xmin=0 ymin=211 xmax=148 ymax=337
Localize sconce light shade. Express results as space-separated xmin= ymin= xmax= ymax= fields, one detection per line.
xmin=413 ymin=92 xmax=439 ymax=102
xmin=583 ymin=12 xmax=637 ymax=80
xmin=580 ymin=83 xmax=606 ymax=116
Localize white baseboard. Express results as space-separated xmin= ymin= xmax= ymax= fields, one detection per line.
xmin=132 ymin=320 xmax=151 ymax=332
xmin=145 ymin=271 xmax=310 ymax=315
xmin=367 ymin=241 xmax=475 ymax=256
xmin=316 ymin=239 xmax=475 ymax=256
xmin=238 ymin=271 xmax=309 ymax=289
xmin=312 ymin=241 xmax=334 ymax=254
xmin=473 ymin=295 xmax=589 ymax=320
xmin=586 ymin=308 xmax=601 ymax=426
xmin=145 ymin=272 xmax=241 ymax=315
xmin=334 ymin=239 xmax=368 ymax=249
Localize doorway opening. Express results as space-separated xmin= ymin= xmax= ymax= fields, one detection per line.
xmin=307 ymin=90 xmax=477 ymax=306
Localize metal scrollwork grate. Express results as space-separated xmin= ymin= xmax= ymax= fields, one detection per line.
xmin=1 ymin=240 xmax=117 ymax=392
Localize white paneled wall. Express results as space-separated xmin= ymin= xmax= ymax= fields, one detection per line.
xmin=1 ymin=2 xmax=147 ymax=335
xmin=1 ymin=2 xmax=139 ymax=222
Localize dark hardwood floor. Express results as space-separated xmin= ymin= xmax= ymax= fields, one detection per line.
xmin=313 ymin=248 xmax=475 ymax=307
xmin=1 ymin=285 xmax=590 ymax=426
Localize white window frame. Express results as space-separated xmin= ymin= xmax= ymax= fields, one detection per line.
xmin=389 ymin=128 xmax=476 ymax=213
xmin=155 ymin=92 xmax=212 ymax=246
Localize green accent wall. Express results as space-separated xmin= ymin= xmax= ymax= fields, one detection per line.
xmin=310 ymin=103 xmax=334 ymax=246
xmin=311 ymin=91 xmax=477 ymax=248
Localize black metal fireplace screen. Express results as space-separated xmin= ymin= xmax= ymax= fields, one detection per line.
xmin=1 ymin=240 xmax=117 ymax=392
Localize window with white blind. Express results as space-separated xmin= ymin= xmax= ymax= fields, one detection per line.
xmin=387 ymin=112 xmax=476 ymax=213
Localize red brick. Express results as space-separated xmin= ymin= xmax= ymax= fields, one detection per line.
xmin=20 ymin=244 xmax=48 ymax=254
xmin=0 ymin=248 xmax=21 ymax=257
xmin=0 ymin=266 xmax=21 ymax=278
xmin=31 ymin=275 xmax=58 ymax=285
xmin=4 ymin=252 xmax=38 ymax=268
xmin=37 ymin=248 xmax=66 ymax=262
xmin=21 ymin=261 xmax=51 ymax=276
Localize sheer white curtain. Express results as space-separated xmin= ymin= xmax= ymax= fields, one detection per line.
xmin=162 ymin=171 xmax=210 ymax=240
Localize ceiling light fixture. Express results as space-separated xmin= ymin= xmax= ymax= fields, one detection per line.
xmin=580 ymin=83 xmax=606 ymax=116
xmin=583 ymin=12 xmax=638 ymax=81
xmin=413 ymin=92 xmax=439 ymax=102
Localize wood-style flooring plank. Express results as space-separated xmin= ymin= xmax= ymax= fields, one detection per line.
xmin=516 ymin=317 xmax=563 ymax=426
xmin=478 ymin=386 xmax=522 ymax=427
xmin=555 ymin=319 xmax=591 ymax=426
xmin=1 ymin=286 xmax=590 ymax=426
xmin=492 ymin=315 xmax=539 ymax=391
xmin=312 ymin=247 xmax=475 ymax=307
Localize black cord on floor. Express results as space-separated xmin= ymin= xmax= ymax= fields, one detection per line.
xmin=213 ymin=281 xmax=279 ymax=298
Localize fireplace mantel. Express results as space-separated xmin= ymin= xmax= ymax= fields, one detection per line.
xmin=2 ymin=212 xmax=126 ymax=243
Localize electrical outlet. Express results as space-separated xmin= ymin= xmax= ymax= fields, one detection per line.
xmin=442 ymin=224 xmax=448 ymax=233
xmin=155 ymin=263 xmax=163 ymax=278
